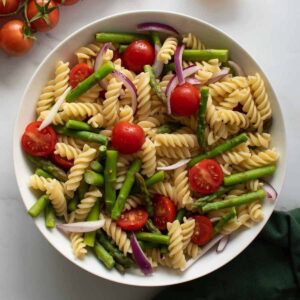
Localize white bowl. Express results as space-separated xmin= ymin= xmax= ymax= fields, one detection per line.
xmin=14 ymin=11 xmax=287 ymax=286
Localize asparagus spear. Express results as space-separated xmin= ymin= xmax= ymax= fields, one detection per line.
xmin=55 ymin=126 xmax=108 ymax=145
xmin=135 ymin=173 xmax=154 ymax=217
xmin=135 ymin=232 xmax=169 ymax=245
xmin=202 ymin=189 xmax=266 ymax=212
xmin=144 ymin=64 xmax=166 ymax=102
xmin=78 ymin=180 xmax=89 ymax=200
xmin=98 ymin=145 xmax=107 ymax=164
xmin=213 ymin=208 xmax=236 ymax=235
xmin=197 ymin=86 xmax=209 ymax=149
xmin=28 ymin=155 xmax=67 ymax=182
xmin=68 ymin=194 xmax=80 ymax=212
xmin=188 ymin=133 xmax=248 ymax=168
xmin=182 ymin=49 xmax=229 ymax=62
xmin=163 ymin=62 xmax=175 ymax=74
xmin=151 ymin=31 xmax=161 ymax=46
xmin=84 ymin=201 xmax=100 ymax=247
xmin=115 ymin=263 xmax=125 ymax=273
xmin=111 ymin=160 xmax=142 ymax=220
xmin=118 ymin=44 xmax=128 ymax=53
xmin=28 ymin=195 xmax=49 ymax=218
xmin=97 ymin=231 xmax=134 ymax=268
xmin=175 ymin=208 xmax=186 ymax=223
xmin=104 ymin=150 xmax=118 ymax=213
xmin=94 ymin=242 xmax=115 ymax=269
xmin=145 ymin=219 xmax=161 ymax=234
xmin=156 ymin=123 xmax=181 ymax=134
xmin=145 ymin=171 xmax=165 ymax=187
xmin=96 ymin=32 xmax=149 ymax=43
xmin=192 ymin=186 xmax=233 ymax=209
xmin=84 ymin=170 xmax=104 ymax=187
xmin=66 ymin=61 xmax=114 ymax=102
xmin=35 ymin=168 xmax=53 ymax=178
xmin=139 ymin=240 xmax=160 ymax=250
xmin=66 ymin=120 xmax=92 ymax=132
xmin=44 ymin=203 xmax=56 ymax=228
xmin=224 ymin=165 xmax=276 ymax=186
xmin=90 ymin=161 xmax=103 ymax=173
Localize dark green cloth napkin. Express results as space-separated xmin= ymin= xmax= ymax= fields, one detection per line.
xmin=153 ymin=209 xmax=300 ymax=300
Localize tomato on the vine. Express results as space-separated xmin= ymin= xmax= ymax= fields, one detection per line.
xmin=27 ymin=0 xmax=59 ymax=32
xmin=0 ymin=0 xmax=19 ymax=14
xmin=50 ymin=153 xmax=73 ymax=170
xmin=0 ymin=20 xmax=34 ymax=56
xmin=191 ymin=215 xmax=213 ymax=246
xmin=55 ymin=0 xmax=79 ymax=5
xmin=117 ymin=208 xmax=148 ymax=231
xmin=69 ymin=63 xmax=93 ymax=88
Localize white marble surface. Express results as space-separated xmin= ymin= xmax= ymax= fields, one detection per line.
xmin=0 ymin=0 xmax=299 ymax=299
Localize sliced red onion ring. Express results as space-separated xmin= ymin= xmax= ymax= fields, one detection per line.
xmin=152 ymin=44 xmax=164 ymax=78
xmin=157 ymin=159 xmax=191 ymax=171
xmin=216 ymin=235 xmax=230 ymax=253
xmin=39 ymin=86 xmax=71 ymax=131
xmin=210 ymin=217 xmax=221 ymax=223
xmin=130 ymin=233 xmax=153 ymax=275
xmin=182 ymin=235 xmax=224 ymax=271
xmin=56 ymin=220 xmax=105 ymax=233
xmin=208 ymin=68 xmax=230 ymax=84
xmin=94 ymin=43 xmax=110 ymax=72
xmin=174 ymin=44 xmax=185 ymax=85
xmin=262 ymin=181 xmax=277 ymax=202
xmin=186 ymin=77 xmax=201 ymax=85
xmin=112 ymin=70 xmax=137 ymax=114
xmin=136 ymin=22 xmax=179 ymax=36
xmin=228 ymin=60 xmax=245 ymax=76
xmin=165 ymin=65 xmax=201 ymax=114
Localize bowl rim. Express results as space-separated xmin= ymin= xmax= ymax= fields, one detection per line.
xmin=13 ymin=10 xmax=287 ymax=287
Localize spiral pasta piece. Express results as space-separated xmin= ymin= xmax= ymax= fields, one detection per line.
xmin=61 ymin=102 xmax=102 ymax=120
xmin=245 ymin=179 xmax=263 ymax=191
xmin=157 ymin=37 xmax=178 ymax=64
xmin=36 ymin=80 xmax=55 ymax=115
xmin=123 ymin=196 xmax=143 ymax=212
xmin=139 ymin=137 xmax=156 ymax=177
xmin=156 ymin=146 xmax=192 ymax=159
xmin=248 ymin=201 xmax=264 ymax=222
xmin=119 ymin=105 xmax=134 ymax=123
xmin=236 ymin=205 xmax=252 ymax=228
xmin=46 ymin=180 xmax=67 ymax=217
xmin=219 ymin=89 xmax=244 ymax=110
xmin=137 ymin=117 xmax=160 ymax=136
xmin=185 ymin=242 xmax=200 ymax=258
xmin=87 ymin=113 xmax=104 ymax=128
xmin=76 ymin=84 xmax=101 ymax=103
xmin=247 ymin=132 xmax=271 ymax=148
xmin=167 ymin=220 xmax=186 ymax=270
xmin=70 ymin=233 xmax=87 ymax=258
xmin=75 ymin=42 xmax=102 ymax=66
xmin=182 ymin=33 xmax=205 ymax=50
xmin=217 ymin=109 xmax=249 ymax=128
xmin=103 ymin=78 xmax=122 ymax=127
xmin=173 ymin=115 xmax=198 ymax=131
xmin=100 ymin=213 xmax=132 ymax=254
xmin=150 ymin=182 xmax=174 ymax=200
xmin=54 ymin=61 xmax=70 ymax=101
xmin=181 ymin=217 xmax=195 ymax=250
xmin=54 ymin=142 xmax=81 ymax=160
xmin=160 ymin=72 xmax=173 ymax=94
xmin=218 ymin=144 xmax=251 ymax=165
xmin=248 ymin=73 xmax=271 ymax=120
xmin=29 ymin=175 xmax=58 ymax=192
xmin=116 ymin=155 xmax=131 ymax=190
xmin=57 ymin=135 xmax=86 ymax=150
xmin=154 ymin=133 xmax=198 ymax=149
xmin=65 ymin=145 xmax=97 ymax=196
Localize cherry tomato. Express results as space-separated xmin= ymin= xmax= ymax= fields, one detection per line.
xmin=55 ymin=0 xmax=79 ymax=5
xmin=21 ymin=121 xmax=57 ymax=157
xmin=50 ymin=153 xmax=73 ymax=170
xmin=69 ymin=63 xmax=93 ymax=88
xmin=170 ymin=83 xmax=200 ymax=116
xmin=0 ymin=20 xmax=34 ymax=56
xmin=27 ymin=0 xmax=59 ymax=32
xmin=152 ymin=195 xmax=176 ymax=231
xmin=117 ymin=208 xmax=148 ymax=231
xmin=0 ymin=0 xmax=19 ymax=14
xmin=189 ymin=159 xmax=224 ymax=195
xmin=123 ymin=40 xmax=155 ymax=73
xmin=191 ymin=215 xmax=213 ymax=246
xmin=111 ymin=122 xmax=145 ymax=154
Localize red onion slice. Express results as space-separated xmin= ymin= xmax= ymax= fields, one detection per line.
xmin=174 ymin=44 xmax=185 ymax=85
xmin=165 ymin=65 xmax=201 ymax=114
xmin=136 ymin=22 xmax=179 ymax=36
xmin=152 ymin=44 xmax=164 ymax=78
xmin=228 ymin=61 xmax=245 ymax=76
xmin=112 ymin=70 xmax=137 ymax=114
xmin=216 ymin=235 xmax=230 ymax=253
xmin=210 ymin=217 xmax=221 ymax=223
xmin=186 ymin=77 xmax=201 ymax=85
xmin=94 ymin=43 xmax=110 ymax=72
xmin=208 ymin=68 xmax=230 ymax=84
xmin=56 ymin=220 xmax=105 ymax=233
xmin=157 ymin=159 xmax=191 ymax=171
xmin=130 ymin=233 xmax=153 ymax=275
xmin=39 ymin=86 xmax=71 ymax=131
xmin=262 ymin=181 xmax=277 ymax=202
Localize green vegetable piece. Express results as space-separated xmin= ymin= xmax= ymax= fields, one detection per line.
xmin=156 ymin=123 xmax=181 ymax=134
xmin=104 ymin=150 xmax=118 ymax=213
xmin=90 ymin=160 xmax=103 ymax=173
xmin=224 ymin=165 xmax=276 ymax=186
xmin=115 ymin=263 xmax=125 ymax=273
xmin=35 ymin=168 xmax=53 ymax=178
xmin=28 ymin=195 xmax=49 ymax=218
xmin=118 ymin=44 xmax=128 ymax=53
xmin=188 ymin=133 xmax=248 ymax=168
xmin=44 ymin=203 xmax=56 ymax=229
xmin=214 ymin=208 xmax=236 ymax=235
xmin=66 ymin=120 xmax=92 ymax=131
xmin=66 ymin=61 xmax=114 ymax=102
xmin=151 ymin=31 xmax=161 ymax=46
xmin=96 ymin=32 xmax=149 ymax=43
xmin=197 ymin=86 xmax=209 ymax=149
xmin=98 ymin=145 xmax=107 ymax=163
xmin=78 ymin=180 xmax=89 ymax=200
xmin=94 ymin=242 xmax=115 ymax=269
xmin=135 ymin=232 xmax=169 ymax=245
xmin=138 ymin=240 xmax=160 ymax=250
xmin=176 ymin=208 xmax=186 ymax=223
xmin=84 ymin=170 xmax=104 ymax=187
xmin=145 ymin=171 xmax=165 ymax=187
xmin=202 ymin=189 xmax=266 ymax=212
xmin=182 ymin=49 xmax=229 ymax=63
xmin=84 ymin=201 xmax=100 ymax=247
xmin=68 ymin=194 xmax=80 ymax=212
xmin=145 ymin=219 xmax=161 ymax=234
xmin=28 ymin=155 xmax=67 ymax=182
xmin=111 ymin=160 xmax=142 ymax=220
xmin=163 ymin=62 xmax=175 ymax=74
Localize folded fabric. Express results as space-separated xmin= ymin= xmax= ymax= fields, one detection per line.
xmin=153 ymin=209 xmax=300 ymax=300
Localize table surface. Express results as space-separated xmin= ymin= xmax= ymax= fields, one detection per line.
xmin=1 ymin=0 xmax=299 ymax=299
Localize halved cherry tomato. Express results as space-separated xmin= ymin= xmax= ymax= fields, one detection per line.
xmin=50 ymin=153 xmax=73 ymax=171
xmin=111 ymin=121 xmax=145 ymax=154
xmin=170 ymin=83 xmax=200 ymax=116
xmin=191 ymin=215 xmax=213 ymax=246
xmin=123 ymin=40 xmax=155 ymax=73
xmin=152 ymin=195 xmax=176 ymax=231
xmin=69 ymin=63 xmax=93 ymax=88
xmin=117 ymin=208 xmax=148 ymax=231
xmin=21 ymin=121 xmax=57 ymax=157
xmin=189 ymin=159 xmax=224 ymax=195
xmin=56 ymin=0 xmax=79 ymax=5
xmin=0 ymin=0 xmax=19 ymax=14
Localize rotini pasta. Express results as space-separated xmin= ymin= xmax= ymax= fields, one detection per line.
xmin=36 ymin=80 xmax=55 ymax=116
xmin=157 ymin=37 xmax=178 ymax=64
